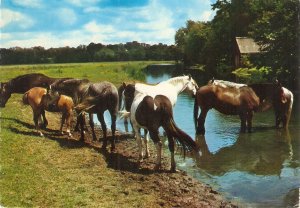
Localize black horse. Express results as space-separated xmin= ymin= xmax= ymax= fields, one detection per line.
xmin=0 ymin=73 xmax=70 ymax=107
xmin=49 ymin=78 xmax=119 ymax=151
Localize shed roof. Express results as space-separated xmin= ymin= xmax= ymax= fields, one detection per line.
xmin=235 ymin=37 xmax=260 ymax=54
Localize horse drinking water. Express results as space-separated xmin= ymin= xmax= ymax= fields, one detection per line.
xmin=49 ymin=79 xmax=119 ymax=151
xmin=23 ymin=87 xmax=74 ymax=137
xmin=194 ymin=79 xmax=293 ymax=134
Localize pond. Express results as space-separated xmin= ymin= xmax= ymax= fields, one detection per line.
xmin=102 ymin=65 xmax=300 ymax=207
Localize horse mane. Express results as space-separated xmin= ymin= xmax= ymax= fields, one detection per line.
xmin=211 ymin=80 xmax=246 ymax=88
xmin=162 ymin=76 xmax=189 ymax=86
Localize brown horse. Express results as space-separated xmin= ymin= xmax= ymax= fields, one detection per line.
xmin=194 ymin=79 xmax=292 ymax=134
xmin=23 ymin=87 xmax=74 ymax=137
xmin=49 ymin=79 xmax=119 ymax=151
xmin=120 ymin=83 xmax=198 ymax=172
xmin=0 ymin=73 xmax=71 ymax=107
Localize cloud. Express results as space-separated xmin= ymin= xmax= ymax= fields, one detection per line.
xmin=0 ymin=9 xmax=34 ymax=29
xmin=56 ymin=8 xmax=77 ymax=25
xmin=66 ymin=0 xmax=101 ymax=7
xmin=11 ymin=0 xmax=43 ymax=8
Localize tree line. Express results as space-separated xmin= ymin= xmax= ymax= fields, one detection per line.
xmin=1 ymin=0 xmax=298 ymax=89
xmin=0 ymin=41 xmax=178 ymax=65
xmin=175 ymin=0 xmax=299 ymax=89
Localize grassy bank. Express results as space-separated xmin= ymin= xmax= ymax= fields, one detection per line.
xmin=0 ymin=61 xmax=169 ymax=207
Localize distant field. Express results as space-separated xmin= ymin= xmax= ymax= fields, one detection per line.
xmin=0 ymin=61 xmax=174 ymax=85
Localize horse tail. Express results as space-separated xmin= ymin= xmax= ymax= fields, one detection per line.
xmin=285 ymin=90 xmax=294 ymax=128
xmin=22 ymin=91 xmax=29 ymax=105
xmin=74 ymin=96 xmax=97 ymax=112
xmin=118 ymin=110 xmax=131 ymax=120
xmin=164 ymin=117 xmax=198 ymax=158
xmin=193 ymin=95 xmax=199 ymax=130
xmin=118 ymin=84 xmax=125 ymax=111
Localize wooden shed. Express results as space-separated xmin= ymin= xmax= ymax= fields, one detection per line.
xmin=234 ymin=37 xmax=261 ymax=68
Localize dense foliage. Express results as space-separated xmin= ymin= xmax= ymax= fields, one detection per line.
xmin=175 ymin=0 xmax=299 ymax=88
xmin=0 ymin=41 xmax=177 ymax=65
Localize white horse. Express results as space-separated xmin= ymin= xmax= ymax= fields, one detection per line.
xmin=120 ymin=75 xmax=198 ymax=164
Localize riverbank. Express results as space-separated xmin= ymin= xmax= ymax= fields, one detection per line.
xmin=0 ymin=62 xmax=238 ymax=207
xmin=0 ymin=94 xmax=237 ymax=207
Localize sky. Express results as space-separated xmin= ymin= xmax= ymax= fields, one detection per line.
xmin=0 ymin=0 xmax=216 ymax=48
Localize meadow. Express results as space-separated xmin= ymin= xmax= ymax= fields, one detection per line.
xmin=0 ymin=61 xmax=172 ymax=207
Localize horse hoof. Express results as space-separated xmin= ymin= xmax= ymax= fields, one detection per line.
xmin=169 ymin=168 xmax=177 ymax=173
xmin=154 ymin=164 xmax=161 ymax=171
xmin=39 ymin=132 xmax=44 ymax=137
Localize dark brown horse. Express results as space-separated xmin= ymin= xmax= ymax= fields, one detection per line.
xmin=121 ymin=83 xmax=198 ymax=172
xmin=194 ymin=79 xmax=292 ymax=134
xmin=0 ymin=73 xmax=70 ymax=107
xmin=23 ymin=87 xmax=74 ymax=137
xmin=49 ymin=79 xmax=119 ymax=151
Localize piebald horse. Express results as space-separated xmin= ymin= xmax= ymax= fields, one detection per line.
xmin=120 ymin=75 xmax=198 ymax=157
xmin=121 ymin=84 xmax=198 ymax=172
xmin=23 ymin=87 xmax=74 ymax=137
xmin=49 ymin=79 xmax=119 ymax=151
xmin=194 ymin=79 xmax=293 ymax=134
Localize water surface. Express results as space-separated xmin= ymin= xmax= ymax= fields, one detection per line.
xmin=102 ymin=66 xmax=300 ymax=207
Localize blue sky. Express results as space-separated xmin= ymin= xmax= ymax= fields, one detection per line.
xmin=1 ymin=0 xmax=216 ymax=48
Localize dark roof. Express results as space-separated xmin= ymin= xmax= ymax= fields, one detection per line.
xmin=235 ymin=37 xmax=260 ymax=54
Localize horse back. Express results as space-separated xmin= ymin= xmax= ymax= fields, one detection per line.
xmin=135 ymin=95 xmax=172 ymax=128
xmin=9 ymin=73 xmax=54 ymax=93
xmin=24 ymin=87 xmax=47 ymax=107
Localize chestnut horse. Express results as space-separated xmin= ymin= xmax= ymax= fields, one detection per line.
xmin=23 ymin=87 xmax=74 ymax=137
xmin=194 ymin=79 xmax=293 ymax=134
xmin=120 ymin=83 xmax=198 ymax=172
xmin=0 ymin=73 xmax=71 ymax=107
xmin=49 ymin=79 xmax=119 ymax=151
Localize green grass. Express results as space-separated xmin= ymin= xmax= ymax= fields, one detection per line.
xmin=0 ymin=61 xmax=173 ymax=86
xmin=0 ymin=61 xmax=173 ymax=207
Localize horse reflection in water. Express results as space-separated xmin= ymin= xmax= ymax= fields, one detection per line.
xmin=22 ymin=87 xmax=74 ymax=137
xmin=194 ymin=79 xmax=293 ymax=134
xmin=49 ymin=79 xmax=119 ymax=151
xmin=194 ymin=129 xmax=294 ymax=176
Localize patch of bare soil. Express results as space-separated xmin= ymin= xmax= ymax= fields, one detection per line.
xmin=43 ymin=113 xmax=237 ymax=208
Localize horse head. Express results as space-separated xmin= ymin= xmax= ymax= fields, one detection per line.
xmin=0 ymin=82 xmax=11 ymax=107
xmin=184 ymin=75 xmax=198 ymax=97
xmin=43 ymin=85 xmax=61 ymax=111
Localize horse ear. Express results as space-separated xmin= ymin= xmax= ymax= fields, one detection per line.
xmin=188 ymin=74 xmax=192 ymax=80
xmin=122 ymin=82 xmax=126 ymax=88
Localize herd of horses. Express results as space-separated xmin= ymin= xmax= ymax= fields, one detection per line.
xmin=0 ymin=73 xmax=294 ymax=172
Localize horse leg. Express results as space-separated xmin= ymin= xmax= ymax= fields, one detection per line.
xmin=143 ymin=129 xmax=150 ymax=158
xmin=78 ymin=114 xmax=85 ymax=142
xmin=89 ymin=113 xmax=97 ymax=141
xmin=97 ymin=113 xmax=107 ymax=150
xmin=41 ymin=109 xmax=48 ymax=129
xmin=149 ymin=129 xmax=162 ymax=171
xmin=247 ymin=111 xmax=254 ymax=133
xmin=60 ymin=113 xmax=66 ymax=135
xmin=196 ymin=108 xmax=208 ymax=135
xmin=239 ymin=112 xmax=247 ymax=133
xmin=133 ymin=125 xmax=144 ymax=166
xmin=65 ymin=110 xmax=72 ymax=137
xmin=34 ymin=111 xmax=43 ymax=137
xmin=165 ymin=130 xmax=175 ymax=172
xmin=109 ymin=110 xmax=117 ymax=152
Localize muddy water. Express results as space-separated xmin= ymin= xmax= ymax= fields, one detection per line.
xmin=103 ymin=66 xmax=300 ymax=207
